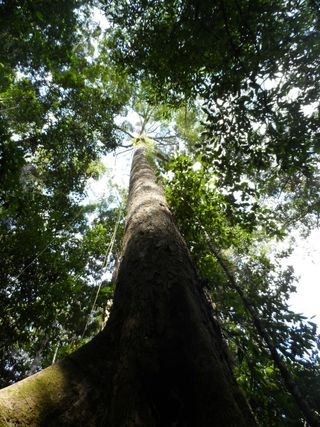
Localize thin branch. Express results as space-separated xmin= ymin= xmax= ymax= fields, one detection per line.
xmin=199 ymin=222 xmax=320 ymax=427
xmin=153 ymin=137 xmax=176 ymax=147
xmin=117 ymin=146 xmax=134 ymax=156
xmin=146 ymin=121 xmax=161 ymax=134
xmin=0 ymin=105 xmax=19 ymax=113
xmin=117 ymin=143 xmax=132 ymax=148
xmin=114 ymin=125 xmax=135 ymax=139
xmin=155 ymin=134 xmax=177 ymax=141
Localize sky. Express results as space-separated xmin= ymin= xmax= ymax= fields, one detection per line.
xmin=284 ymin=229 xmax=320 ymax=325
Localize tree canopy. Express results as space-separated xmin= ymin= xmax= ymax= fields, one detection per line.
xmin=1 ymin=0 xmax=320 ymax=425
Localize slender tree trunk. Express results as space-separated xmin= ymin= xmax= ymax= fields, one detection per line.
xmin=201 ymin=228 xmax=320 ymax=427
xmin=0 ymin=145 xmax=256 ymax=426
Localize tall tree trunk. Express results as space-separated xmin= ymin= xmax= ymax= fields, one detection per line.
xmin=0 ymin=145 xmax=256 ymax=426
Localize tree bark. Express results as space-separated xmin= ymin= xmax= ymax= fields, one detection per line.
xmin=0 ymin=145 xmax=256 ymax=426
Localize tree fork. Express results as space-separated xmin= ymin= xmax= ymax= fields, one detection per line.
xmin=0 ymin=145 xmax=256 ymax=426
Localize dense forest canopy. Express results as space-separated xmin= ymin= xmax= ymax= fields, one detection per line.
xmin=0 ymin=0 xmax=320 ymax=425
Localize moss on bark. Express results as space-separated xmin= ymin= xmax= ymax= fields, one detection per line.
xmin=0 ymin=363 xmax=69 ymax=426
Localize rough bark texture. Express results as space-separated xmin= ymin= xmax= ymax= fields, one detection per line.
xmin=0 ymin=145 xmax=256 ymax=426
